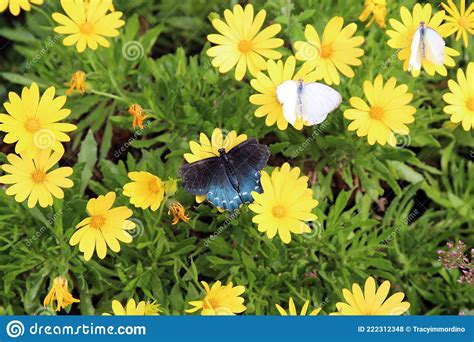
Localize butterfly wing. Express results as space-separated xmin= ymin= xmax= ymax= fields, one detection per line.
xmin=423 ymin=27 xmax=445 ymax=66
xmin=181 ymin=139 xmax=270 ymax=212
xmin=228 ymin=139 xmax=270 ymax=171
xmin=226 ymin=139 xmax=270 ymax=205
xmin=408 ymin=27 xmax=422 ymax=71
xmin=300 ymin=83 xmax=342 ymax=125
xmin=206 ymin=161 xmax=245 ymax=211
xmin=276 ymin=80 xmax=298 ymax=124
xmin=179 ymin=157 xmax=220 ymax=195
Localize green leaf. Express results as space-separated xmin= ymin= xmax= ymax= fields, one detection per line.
xmin=0 ymin=28 xmax=35 ymax=43
xmin=388 ymin=161 xmax=424 ymax=184
xmin=269 ymin=142 xmax=290 ymax=154
xmin=78 ymin=130 xmax=98 ymax=195
xmin=100 ymin=121 xmax=113 ymax=160
xmin=0 ymin=73 xmax=36 ymax=86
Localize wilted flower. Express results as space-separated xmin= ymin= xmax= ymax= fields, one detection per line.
xmin=66 ymin=71 xmax=87 ymax=96
xmin=43 ymin=276 xmax=80 ymax=312
xmin=168 ymin=202 xmax=190 ymax=225
xmin=128 ymin=103 xmax=148 ymax=129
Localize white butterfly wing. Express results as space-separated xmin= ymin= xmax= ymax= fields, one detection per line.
xmin=300 ymin=83 xmax=342 ymax=125
xmin=276 ymin=80 xmax=298 ymax=124
xmin=408 ymin=27 xmax=422 ymax=72
xmin=423 ymin=27 xmax=445 ymax=66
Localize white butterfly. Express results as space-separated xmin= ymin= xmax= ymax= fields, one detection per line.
xmin=408 ymin=21 xmax=445 ymax=72
xmin=276 ymin=80 xmax=342 ymax=125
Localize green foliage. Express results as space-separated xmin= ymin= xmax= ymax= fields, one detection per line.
xmin=0 ymin=0 xmax=472 ymax=315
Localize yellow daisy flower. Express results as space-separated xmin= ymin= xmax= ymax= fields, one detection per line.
xmin=111 ymin=299 xmax=144 ymax=315
xmin=0 ymin=149 xmax=73 ymax=208
xmin=84 ymin=0 xmax=114 ymax=12
xmin=123 ymin=171 xmax=165 ymax=211
xmin=52 ymin=0 xmax=125 ymax=53
xmin=184 ymin=128 xmax=247 ymax=205
xmin=186 ymin=281 xmax=246 ymax=315
xmin=386 ymin=3 xmax=459 ymax=77
xmin=294 ymin=17 xmax=365 ymax=85
xmin=144 ymin=300 xmax=161 ymax=315
xmin=442 ymin=62 xmax=474 ymax=131
xmin=344 ymin=74 xmax=416 ymax=146
xmin=104 ymin=299 xmax=160 ymax=316
xmin=249 ymin=56 xmax=319 ymax=130
xmin=249 ymin=163 xmax=319 ymax=244
xmin=0 ymin=0 xmax=43 ymax=16
xmin=69 ymin=192 xmax=135 ymax=261
xmin=43 ymin=276 xmax=80 ymax=312
xmin=0 ymin=82 xmax=77 ymax=156
xmin=441 ymin=0 xmax=474 ymax=47
xmin=275 ymin=297 xmax=321 ymax=316
xmin=66 ymin=71 xmax=87 ymax=96
xmin=331 ymin=276 xmax=410 ymax=315
xmin=207 ymin=4 xmax=283 ymax=81
xmin=184 ymin=128 xmax=247 ymax=163
xmin=359 ymin=0 xmax=387 ymax=28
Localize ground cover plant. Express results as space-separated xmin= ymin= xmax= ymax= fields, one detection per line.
xmin=0 ymin=0 xmax=472 ymax=316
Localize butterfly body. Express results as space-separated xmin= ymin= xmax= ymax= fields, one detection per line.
xmin=180 ymin=139 xmax=270 ymax=211
xmin=217 ymin=147 xmax=243 ymax=201
xmin=420 ymin=23 xmax=426 ymax=58
xmin=296 ymin=80 xmax=305 ymax=116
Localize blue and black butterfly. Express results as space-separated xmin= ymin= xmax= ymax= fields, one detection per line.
xmin=179 ymin=138 xmax=270 ymax=211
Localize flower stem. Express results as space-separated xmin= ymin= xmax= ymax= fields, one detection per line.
xmin=89 ymin=89 xmax=127 ymax=103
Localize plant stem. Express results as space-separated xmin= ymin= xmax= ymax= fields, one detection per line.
xmin=89 ymin=89 xmax=127 ymax=103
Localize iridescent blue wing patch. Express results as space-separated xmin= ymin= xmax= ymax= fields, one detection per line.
xmin=206 ymin=161 xmax=246 ymax=211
